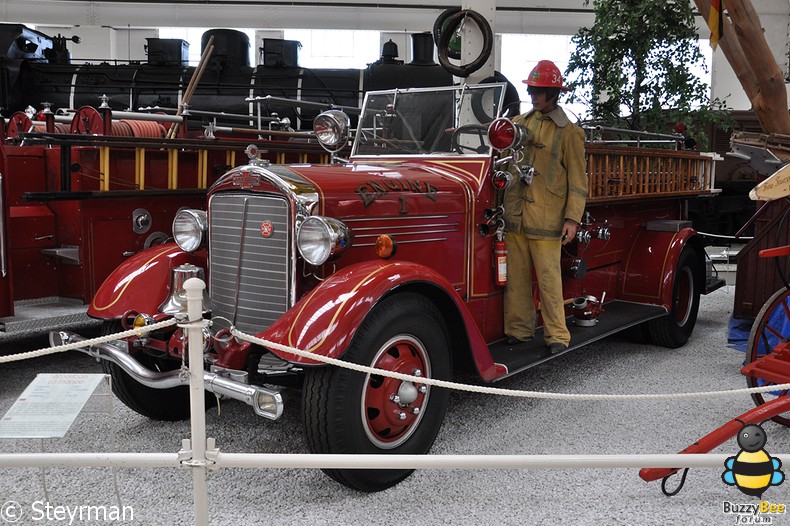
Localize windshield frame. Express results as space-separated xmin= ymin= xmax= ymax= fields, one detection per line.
xmin=350 ymin=83 xmax=506 ymax=159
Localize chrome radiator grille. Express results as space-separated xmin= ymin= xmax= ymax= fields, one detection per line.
xmin=208 ymin=193 xmax=290 ymax=334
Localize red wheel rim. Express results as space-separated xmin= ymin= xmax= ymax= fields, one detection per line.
xmin=70 ymin=106 xmax=103 ymax=134
xmin=361 ymin=335 xmax=431 ymax=449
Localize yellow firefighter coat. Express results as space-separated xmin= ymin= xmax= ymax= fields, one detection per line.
xmin=503 ymin=106 xmax=588 ymax=239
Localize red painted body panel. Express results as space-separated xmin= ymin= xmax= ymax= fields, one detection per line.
xmin=619 ymin=227 xmax=696 ymax=308
xmin=255 ymin=259 xmax=498 ymax=381
xmin=290 ymin=160 xmax=476 ymax=290
xmin=0 ymin=130 xmax=324 ymax=319
xmin=88 ymin=243 xmax=206 ymax=319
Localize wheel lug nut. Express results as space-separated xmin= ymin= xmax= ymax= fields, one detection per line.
xmin=413 ymin=369 xmax=422 ymax=377
xmin=396 ymin=411 xmax=407 ymax=420
xmin=412 ymin=407 xmax=421 ymax=415
xmin=390 ymin=394 xmax=401 ymax=403
xmin=418 ymin=385 xmax=427 ymax=393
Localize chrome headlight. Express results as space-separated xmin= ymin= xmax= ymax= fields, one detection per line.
xmin=313 ymin=110 xmax=350 ymax=153
xmin=173 ymin=209 xmax=207 ymax=252
xmin=297 ymin=216 xmax=352 ymax=266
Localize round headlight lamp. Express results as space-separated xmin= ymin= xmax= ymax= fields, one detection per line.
xmin=173 ymin=209 xmax=207 ymax=252
xmin=297 ymin=216 xmax=352 ymax=266
xmin=313 ymin=110 xmax=350 ymax=153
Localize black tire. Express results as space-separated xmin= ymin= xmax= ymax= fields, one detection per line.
xmin=436 ymin=9 xmax=493 ymax=78
xmin=622 ymin=321 xmax=653 ymax=345
xmin=648 ymin=247 xmax=702 ymax=348
xmin=302 ymin=293 xmax=452 ymax=492
xmin=100 ymin=320 xmax=204 ymax=421
xmin=478 ymin=71 xmax=521 ymax=119
xmin=432 ymin=7 xmax=462 ymax=60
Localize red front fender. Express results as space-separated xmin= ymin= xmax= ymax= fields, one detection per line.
xmin=258 ymin=260 xmax=496 ymax=379
xmin=88 ymin=243 xmax=207 ymax=319
xmin=619 ymin=227 xmax=702 ymax=308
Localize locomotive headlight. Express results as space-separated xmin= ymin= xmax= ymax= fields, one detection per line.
xmin=297 ymin=216 xmax=352 ymax=266
xmin=313 ymin=110 xmax=350 ymax=153
xmin=173 ymin=209 xmax=207 ymax=252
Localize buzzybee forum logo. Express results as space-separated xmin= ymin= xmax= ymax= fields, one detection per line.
xmin=722 ymin=420 xmax=784 ymax=498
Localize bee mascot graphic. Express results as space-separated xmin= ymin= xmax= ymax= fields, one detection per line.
xmin=723 ymin=420 xmax=785 ymax=498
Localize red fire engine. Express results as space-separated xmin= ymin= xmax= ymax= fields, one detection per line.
xmin=0 ymin=24 xmax=453 ymax=337
xmin=54 ymin=82 xmax=725 ymax=491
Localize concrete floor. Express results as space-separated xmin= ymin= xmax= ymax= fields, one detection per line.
xmin=0 ymin=285 xmax=786 ymax=525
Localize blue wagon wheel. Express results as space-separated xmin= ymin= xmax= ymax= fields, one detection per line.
xmin=745 ymin=287 xmax=790 ymax=426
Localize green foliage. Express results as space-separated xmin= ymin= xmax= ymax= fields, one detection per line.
xmin=565 ymin=0 xmax=732 ymax=149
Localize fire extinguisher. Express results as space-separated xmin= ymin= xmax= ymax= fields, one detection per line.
xmin=494 ymin=229 xmax=507 ymax=286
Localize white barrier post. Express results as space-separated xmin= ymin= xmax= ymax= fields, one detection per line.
xmin=183 ymin=277 xmax=209 ymax=526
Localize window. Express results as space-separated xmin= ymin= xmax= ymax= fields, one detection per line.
xmin=283 ymin=29 xmax=379 ymax=69
xmin=499 ymin=34 xmax=586 ymax=120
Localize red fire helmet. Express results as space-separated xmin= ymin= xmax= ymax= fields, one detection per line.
xmin=522 ymin=60 xmax=571 ymax=91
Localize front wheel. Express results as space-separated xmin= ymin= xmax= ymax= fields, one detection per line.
xmin=648 ymin=247 xmax=702 ymax=348
xmin=100 ymin=320 xmax=208 ymax=421
xmin=302 ymin=292 xmax=452 ymax=492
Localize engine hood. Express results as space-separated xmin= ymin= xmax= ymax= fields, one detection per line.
xmin=209 ymin=157 xmax=491 ymax=219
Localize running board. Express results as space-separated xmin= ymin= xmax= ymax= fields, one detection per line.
xmin=488 ymin=301 xmax=668 ymax=381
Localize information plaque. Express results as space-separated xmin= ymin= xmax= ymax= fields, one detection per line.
xmin=0 ymin=373 xmax=105 ymax=438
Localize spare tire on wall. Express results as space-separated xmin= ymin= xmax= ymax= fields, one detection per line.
xmin=435 ymin=9 xmax=493 ymax=78
xmin=433 ymin=7 xmax=462 ymax=60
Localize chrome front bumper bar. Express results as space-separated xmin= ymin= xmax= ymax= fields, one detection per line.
xmin=50 ymin=330 xmax=284 ymax=420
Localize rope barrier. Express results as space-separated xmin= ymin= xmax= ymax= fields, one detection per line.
xmin=3 ymin=318 xmax=790 ymax=403
xmin=0 ymin=318 xmax=178 ymax=364
xmin=230 ymin=327 xmax=790 ymax=402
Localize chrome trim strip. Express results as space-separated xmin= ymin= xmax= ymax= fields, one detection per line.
xmin=350 ymin=222 xmax=459 ymax=231
xmin=354 ymin=229 xmax=459 ymax=238
xmin=345 ymin=215 xmax=450 ymax=223
xmin=231 ymin=197 xmax=251 ymax=327
xmin=355 ymin=237 xmax=448 ymax=247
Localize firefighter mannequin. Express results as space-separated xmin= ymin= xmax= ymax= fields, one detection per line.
xmin=503 ymin=60 xmax=588 ymax=354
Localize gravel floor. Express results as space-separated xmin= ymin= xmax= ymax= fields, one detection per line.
xmin=1 ymin=285 xmax=788 ymax=525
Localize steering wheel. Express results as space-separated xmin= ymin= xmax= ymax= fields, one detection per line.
xmin=450 ymin=124 xmax=489 ymax=154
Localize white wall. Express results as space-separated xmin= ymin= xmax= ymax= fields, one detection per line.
xmin=41 ymin=25 xmax=157 ymax=63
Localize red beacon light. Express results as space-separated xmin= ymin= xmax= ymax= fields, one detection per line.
xmin=487 ymin=117 xmax=527 ymax=152
xmin=491 ymin=170 xmax=513 ymax=190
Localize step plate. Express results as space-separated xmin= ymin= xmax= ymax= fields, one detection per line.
xmin=0 ymin=297 xmax=101 ymax=341
xmin=489 ymin=301 xmax=668 ymax=381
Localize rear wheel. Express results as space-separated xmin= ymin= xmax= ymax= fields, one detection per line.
xmin=302 ymin=293 xmax=452 ymax=492
xmin=648 ymin=247 xmax=701 ymax=348
xmin=100 ymin=320 xmax=198 ymax=421
xmin=745 ymin=287 xmax=790 ymax=426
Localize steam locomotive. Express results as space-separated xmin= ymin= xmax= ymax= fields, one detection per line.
xmin=0 ymin=24 xmax=455 ymax=127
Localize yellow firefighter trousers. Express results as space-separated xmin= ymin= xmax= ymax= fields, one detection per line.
xmin=504 ymin=232 xmax=570 ymax=346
